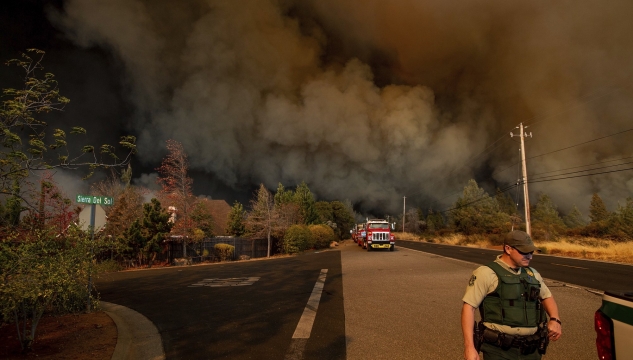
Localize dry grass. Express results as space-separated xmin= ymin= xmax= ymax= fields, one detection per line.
xmin=395 ymin=232 xmax=633 ymax=264
xmin=538 ymin=237 xmax=633 ymax=264
xmin=395 ymin=232 xmax=421 ymax=241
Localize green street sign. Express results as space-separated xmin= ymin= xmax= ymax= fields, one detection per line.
xmin=76 ymin=194 xmax=114 ymax=206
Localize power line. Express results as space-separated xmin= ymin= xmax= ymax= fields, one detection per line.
xmin=528 ymin=156 xmax=633 ymax=178
xmin=530 ymin=160 xmax=633 ymax=182
xmin=488 ymin=128 xmax=633 ymax=181
xmin=529 ymin=166 xmax=633 ymax=185
xmin=527 ymin=127 xmax=633 ymax=161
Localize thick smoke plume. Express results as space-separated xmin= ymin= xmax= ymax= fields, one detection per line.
xmin=52 ymin=0 xmax=633 ymax=214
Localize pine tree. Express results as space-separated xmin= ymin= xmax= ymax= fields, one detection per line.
xmin=563 ymin=205 xmax=586 ymax=229
xmin=608 ymin=197 xmax=633 ymax=240
xmin=190 ymin=200 xmax=215 ymax=238
xmin=532 ymin=194 xmax=566 ymax=240
xmin=449 ymin=179 xmax=509 ymax=234
xmin=426 ymin=209 xmax=436 ymax=232
xmin=274 ymin=183 xmax=294 ymax=206
xmin=123 ymin=219 xmax=145 ymax=265
xmin=495 ymin=188 xmax=518 ymax=216
xmin=426 ymin=208 xmax=445 ymax=233
xmin=293 ymin=181 xmax=319 ymax=225
xmin=589 ymin=193 xmax=609 ymax=223
xmin=226 ymin=201 xmax=246 ymax=237
xmin=331 ymin=201 xmax=355 ymax=239
xmin=119 ymin=198 xmax=172 ymax=267
xmin=140 ymin=198 xmax=172 ymax=267
xmin=315 ymin=201 xmax=334 ymax=224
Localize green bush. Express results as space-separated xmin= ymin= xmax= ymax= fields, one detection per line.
xmin=0 ymin=227 xmax=95 ymax=351
xmin=214 ymin=243 xmax=234 ymax=261
xmin=283 ymin=225 xmax=312 ymax=254
xmin=309 ymin=224 xmax=335 ymax=249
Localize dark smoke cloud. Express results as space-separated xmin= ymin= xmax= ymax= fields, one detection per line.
xmin=49 ymin=0 xmax=633 ymax=214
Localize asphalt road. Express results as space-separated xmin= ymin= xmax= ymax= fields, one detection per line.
xmin=342 ymin=241 xmax=601 ymax=360
xmin=396 ymin=240 xmax=633 ymax=292
xmin=96 ymin=251 xmax=345 ymax=360
xmin=97 ymin=241 xmax=606 ymax=359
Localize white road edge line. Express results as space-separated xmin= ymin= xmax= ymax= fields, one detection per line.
xmin=285 ymin=269 xmax=328 ymax=360
xmin=293 ymin=269 xmax=328 ymax=338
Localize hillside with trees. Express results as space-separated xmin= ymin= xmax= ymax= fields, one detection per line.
xmin=400 ymin=179 xmax=633 ymax=260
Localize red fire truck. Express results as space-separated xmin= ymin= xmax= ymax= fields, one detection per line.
xmin=363 ymin=219 xmax=395 ymax=251
xmin=351 ymin=223 xmax=366 ymax=246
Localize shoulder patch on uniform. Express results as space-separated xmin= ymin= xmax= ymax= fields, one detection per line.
xmin=469 ymin=275 xmax=476 ymax=286
xmin=526 ymin=268 xmax=534 ymax=277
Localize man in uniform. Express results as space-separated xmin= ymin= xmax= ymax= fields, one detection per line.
xmin=461 ymin=230 xmax=562 ymax=360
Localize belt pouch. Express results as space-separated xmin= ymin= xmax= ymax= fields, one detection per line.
xmin=482 ymin=328 xmax=499 ymax=345
xmin=500 ymin=334 xmax=514 ymax=350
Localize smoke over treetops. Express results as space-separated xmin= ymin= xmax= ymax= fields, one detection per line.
xmin=48 ymin=0 xmax=633 ymax=214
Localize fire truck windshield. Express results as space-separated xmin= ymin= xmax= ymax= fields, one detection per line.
xmin=368 ymin=223 xmax=389 ymax=229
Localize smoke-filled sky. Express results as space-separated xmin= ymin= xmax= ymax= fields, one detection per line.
xmin=2 ymin=0 xmax=633 ymax=216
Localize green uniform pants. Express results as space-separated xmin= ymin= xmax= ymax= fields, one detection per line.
xmin=481 ymin=343 xmax=542 ymax=360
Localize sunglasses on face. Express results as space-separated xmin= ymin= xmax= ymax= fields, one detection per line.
xmin=511 ymin=246 xmax=534 ymax=256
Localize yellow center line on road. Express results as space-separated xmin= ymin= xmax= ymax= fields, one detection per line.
xmin=551 ymin=263 xmax=589 ymax=270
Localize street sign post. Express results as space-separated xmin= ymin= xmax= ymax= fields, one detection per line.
xmin=76 ymin=194 xmax=114 ymax=205
xmin=77 ymin=194 xmax=114 ymax=312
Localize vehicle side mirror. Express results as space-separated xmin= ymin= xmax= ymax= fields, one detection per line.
xmin=350 ymin=229 xmax=353 ymax=234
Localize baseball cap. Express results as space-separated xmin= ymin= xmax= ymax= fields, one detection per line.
xmin=505 ymin=230 xmax=537 ymax=253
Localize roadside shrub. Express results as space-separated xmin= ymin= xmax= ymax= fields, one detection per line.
xmin=214 ymin=244 xmax=235 ymax=261
xmin=95 ymin=259 xmax=123 ymax=274
xmin=0 ymin=227 xmax=95 ymax=351
xmin=437 ymin=228 xmax=454 ymax=237
xmin=283 ymin=225 xmax=312 ymax=254
xmin=309 ymin=224 xmax=336 ymax=249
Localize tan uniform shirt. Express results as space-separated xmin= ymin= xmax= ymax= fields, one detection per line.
xmin=462 ymin=255 xmax=552 ymax=336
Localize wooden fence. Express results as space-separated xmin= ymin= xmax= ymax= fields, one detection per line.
xmin=157 ymin=237 xmax=269 ymax=264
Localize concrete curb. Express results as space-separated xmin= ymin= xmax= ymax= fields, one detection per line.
xmin=101 ymin=301 xmax=165 ymax=360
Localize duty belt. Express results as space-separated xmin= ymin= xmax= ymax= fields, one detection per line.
xmin=482 ymin=327 xmax=542 ymax=355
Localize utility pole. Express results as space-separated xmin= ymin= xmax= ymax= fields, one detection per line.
xmin=511 ymin=123 xmax=532 ymax=236
xmin=403 ymin=196 xmax=406 ymax=233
